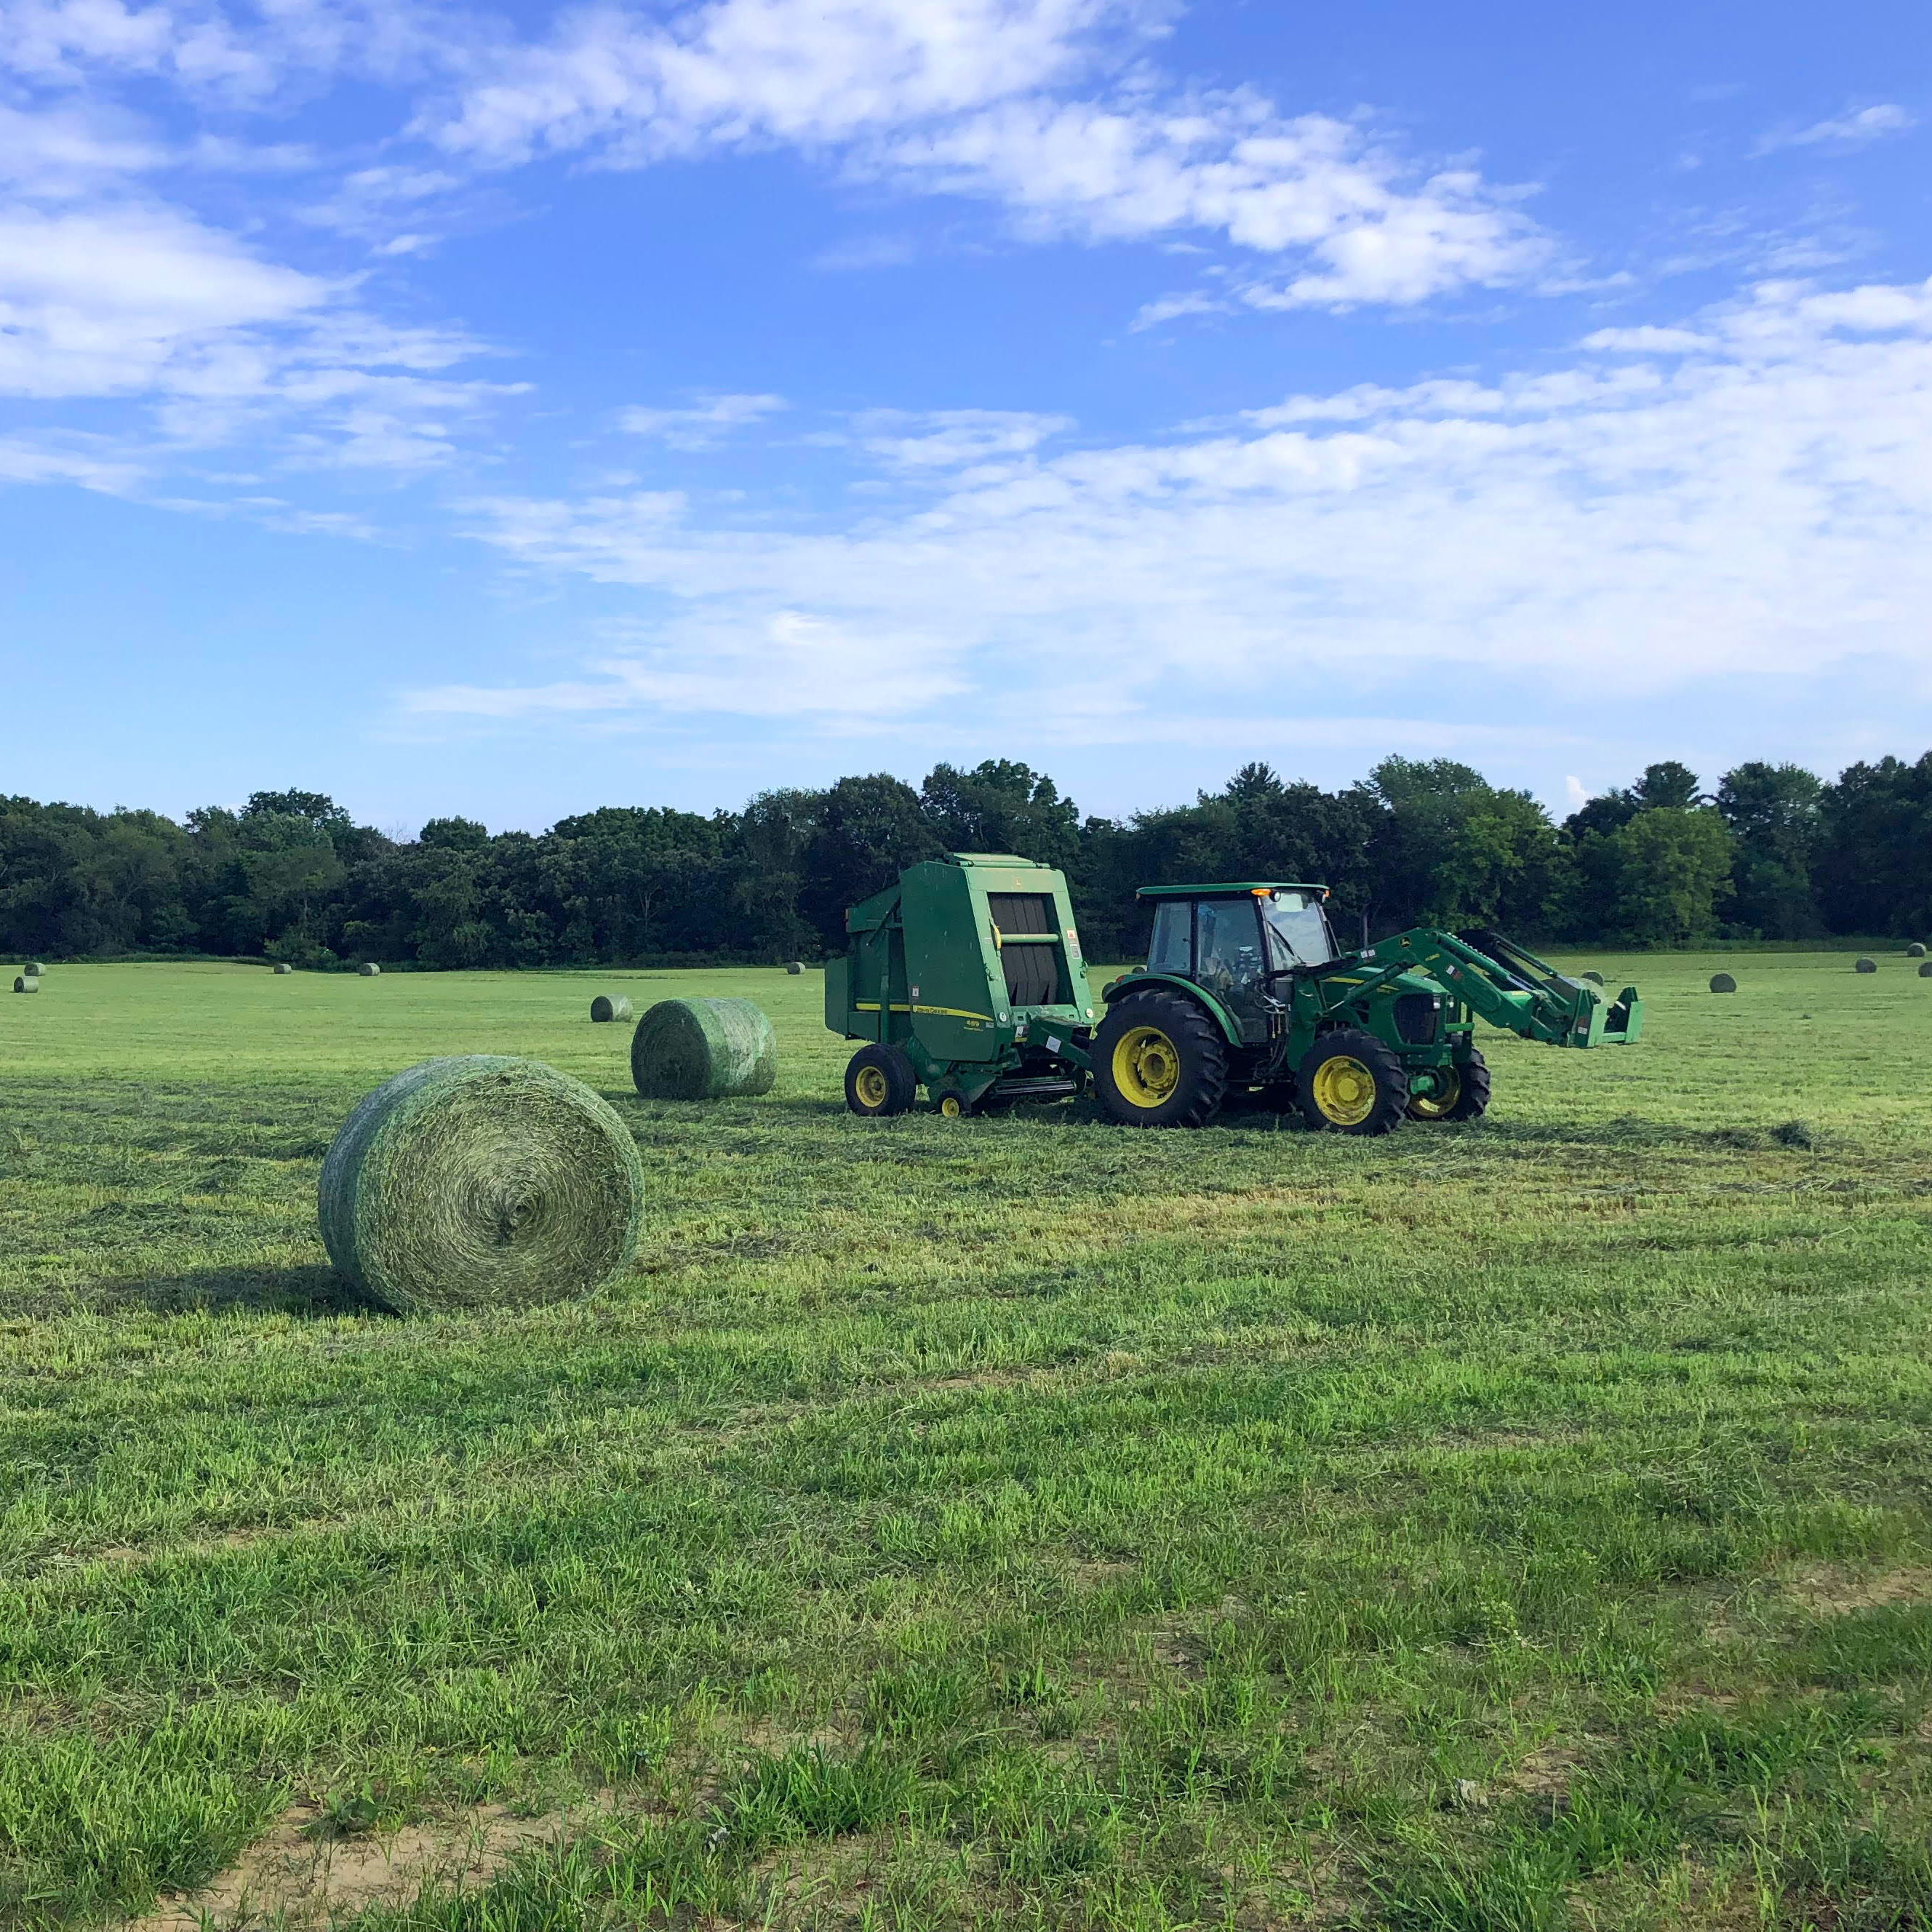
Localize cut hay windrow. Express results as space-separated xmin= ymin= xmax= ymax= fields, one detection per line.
xmin=1709 ymin=973 xmax=1737 ymax=994
xmin=631 ymin=997 xmax=777 ymax=1101
xmin=590 ymin=994 xmax=633 ymax=1023
xmin=13 ymin=975 xmax=37 ymax=994
xmin=318 ymin=1055 xmax=644 ymax=1317
xmin=359 ymin=962 xmax=381 ymax=978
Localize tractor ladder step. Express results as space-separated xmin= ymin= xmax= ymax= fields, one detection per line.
xmin=989 ymin=1077 xmax=1082 ymax=1101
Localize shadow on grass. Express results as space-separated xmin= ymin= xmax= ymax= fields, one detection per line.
xmin=39 ymin=1261 xmax=383 ymax=1322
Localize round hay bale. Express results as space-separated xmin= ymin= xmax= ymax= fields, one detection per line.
xmin=631 ymin=997 xmax=777 ymax=1100
xmin=1855 ymin=957 xmax=1878 ymax=974
xmin=318 ymin=1056 xmax=644 ymax=1316
xmin=24 ymin=961 xmax=45 ymax=975
xmin=1709 ymin=972 xmax=1737 ymax=994
xmin=359 ymin=962 xmax=381 ymax=978
xmin=1581 ymin=970 xmax=1605 ymax=986
xmin=1921 ymin=961 xmax=1932 ymax=979
xmin=274 ymin=962 xmax=294 ymax=975
xmin=785 ymin=961 xmax=803 ymax=975
xmin=13 ymin=975 xmax=38 ymax=994
xmin=590 ymin=994 xmax=634 ymax=1023
xmin=1909 ymin=942 xmax=1927 ymax=958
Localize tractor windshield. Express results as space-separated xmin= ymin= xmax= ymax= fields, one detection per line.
xmin=1261 ymin=890 xmax=1335 ymax=968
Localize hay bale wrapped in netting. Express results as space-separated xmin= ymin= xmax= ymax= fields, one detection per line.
xmin=1921 ymin=961 xmax=1932 ymax=979
xmin=274 ymin=962 xmax=294 ymax=975
xmin=1709 ymin=972 xmax=1736 ymax=994
xmin=24 ymin=961 xmax=45 ymax=975
xmin=785 ymin=961 xmax=803 ymax=975
xmin=631 ymin=997 xmax=777 ymax=1100
xmin=359 ymin=962 xmax=381 ymax=977
xmin=1581 ymin=970 xmax=1605 ymax=986
xmin=13 ymin=975 xmax=38 ymax=994
xmin=590 ymin=994 xmax=634 ymax=1023
xmin=318 ymin=1056 xmax=644 ymax=1316
xmin=1909 ymin=943 xmax=1928 ymax=959
xmin=1855 ymin=957 xmax=1877 ymax=974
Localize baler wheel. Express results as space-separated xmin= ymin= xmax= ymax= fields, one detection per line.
xmin=1407 ymin=1047 xmax=1490 ymax=1122
xmin=1093 ymin=991 xmax=1227 ymax=1128
xmin=1297 ymin=1031 xmax=1408 ymax=1135
xmin=846 ymin=1044 xmax=917 ymax=1117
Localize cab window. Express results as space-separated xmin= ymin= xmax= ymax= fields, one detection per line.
xmin=1195 ymin=898 xmax=1265 ymax=993
xmin=1261 ymin=890 xmax=1334 ymax=967
xmin=1146 ymin=901 xmax=1191 ymax=974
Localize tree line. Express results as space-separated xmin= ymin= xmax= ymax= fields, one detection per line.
xmin=2 ymin=752 xmax=1927 ymax=969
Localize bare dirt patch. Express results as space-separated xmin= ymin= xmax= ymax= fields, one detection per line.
xmin=1786 ymin=1565 xmax=1932 ymax=1617
xmin=122 ymin=1800 xmax=574 ymax=1931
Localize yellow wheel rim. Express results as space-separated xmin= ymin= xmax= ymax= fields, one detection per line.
xmin=1310 ymin=1053 xmax=1378 ymax=1127
xmin=939 ymin=1093 xmax=963 ymax=1117
xmin=1113 ymin=1024 xmax=1181 ymax=1109
xmin=854 ymin=1065 xmax=888 ymax=1109
xmin=1408 ymin=1066 xmax=1461 ymax=1121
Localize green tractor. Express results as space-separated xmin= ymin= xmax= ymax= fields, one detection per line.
xmin=826 ymin=855 xmax=1641 ymax=1132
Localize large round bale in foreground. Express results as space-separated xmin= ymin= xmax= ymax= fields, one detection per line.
xmin=590 ymin=994 xmax=633 ymax=1023
xmin=319 ymin=1056 xmax=644 ymax=1316
xmin=358 ymin=962 xmax=381 ymax=978
xmin=1709 ymin=972 xmax=1737 ymax=994
xmin=1855 ymin=957 xmax=1878 ymax=974
xmin=13 ymin=975 xmax=38 ymax=994
xmin=631 ymin=997 xmax=777 ymax=1100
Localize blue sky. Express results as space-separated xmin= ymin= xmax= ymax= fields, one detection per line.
xmin=1 ymin=0 xmax=1928 ymax=834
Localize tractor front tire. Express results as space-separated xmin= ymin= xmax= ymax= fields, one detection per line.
xmin=1296 ymin=1030 xmax=1409 ymax=1135
xmin=1408 ymin=1047 xmax=1490 ymax=1122
xmin=1093 ymin=991 xmax=1228 ymax=1128
xmin=846 ymin=1043 xmax=918 ymax=1117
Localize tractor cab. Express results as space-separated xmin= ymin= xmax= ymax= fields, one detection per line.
xmin=1138 ymin=884 xmax=1338 ymax=1042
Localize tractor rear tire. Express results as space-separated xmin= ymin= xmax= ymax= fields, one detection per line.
xmin=1296 ymin=1030 xmax=1409 ymax=1135
xmin=1407 ymin=1047 xmax=1490 ymax=1122
xmin=846 ymin=1043 xmax=917 ymax=1117
xmin=1093 ymin=990 xmax=1228 ymax=1128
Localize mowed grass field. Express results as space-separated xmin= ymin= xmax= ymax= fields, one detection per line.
xmin=1 ymin=951 xmax=1930 ymax=1931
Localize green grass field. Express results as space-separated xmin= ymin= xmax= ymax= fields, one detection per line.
xmin=2 ymin=952 xmax=1930 ymax=1931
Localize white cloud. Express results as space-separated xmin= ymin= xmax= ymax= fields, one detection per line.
xmin=421 ymin=275 xmax=1932 ymax=738
xmin=618 ymin=392 xmax=789 ymax=449
xmin=424 ymin=0 xmax=1549 ymax=309
xmin=852 ymin=408 xmax=1071 ymax=468
xmin=1760 ymin=103 xmax=1915 ymax=152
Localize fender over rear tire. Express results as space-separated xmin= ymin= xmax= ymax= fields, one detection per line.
xmin=846 ymin=1043 xmax=918 ymax=1117
xmin=1093 ymin=990 xmax=1229 ymax=1128
xmin=1297 ymin=1029 xmax=1408 ymax=1135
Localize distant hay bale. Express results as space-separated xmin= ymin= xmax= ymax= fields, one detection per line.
xmin=590 ymin=994 xmax=634 ymax=1023
xmin=24 ymin=961 xmax=45 ymax=975
xmin=785 ymin=961 xmax=803 ymax=975
xmin=359 ymin=962 xmax=381 ymax=978
xmin=1909 ymin=943 xmax=1928 ymax=958
xmin=1855 ymin=957 xmax=1877 ymax=974
xmin=1921 ymin=962 xmax=1932 ymax=979
xmin=1581 ymin=970 xmax=1605 ymax=986
xmin=631 ymin=997 xmax=777 ymax=1100
xmin=13 ymin=975 xmax=38 ymax=994
xmin=274 ymin=963 xmax=294 ymax=975
xmin=317 ymin=1055 xmax=644 ymax=1317
xmin=1709 ymin=973 xmax=1737 ymax=994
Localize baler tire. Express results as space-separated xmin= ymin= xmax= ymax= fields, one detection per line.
xmin=1296 ymin=1030 xmax=1408 ymax=1136
xmin=1093 ymin=991 xmax=1228 ymax=1129
xmin=1408 ymin=1047 xmax=1490 ymax=1122
xmin=846 ymin=1043 xmax=917 ymax=1117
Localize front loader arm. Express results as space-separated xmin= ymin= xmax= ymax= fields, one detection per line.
xmin=1363 ymin=929 xmax=1642 ymax=1047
